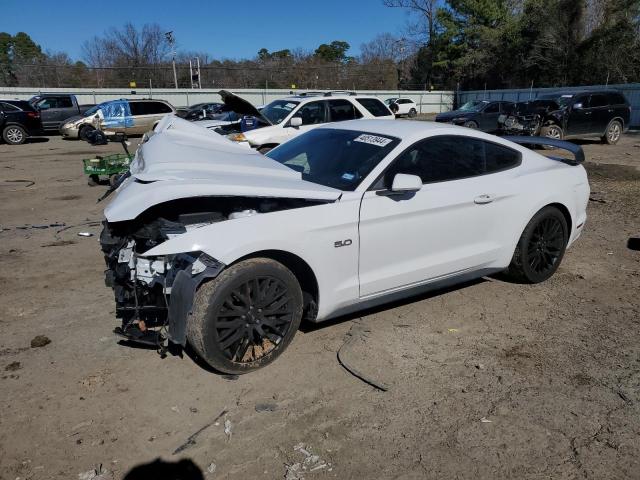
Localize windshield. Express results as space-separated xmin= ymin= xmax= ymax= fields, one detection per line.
xmin=261 ymin=100 xmax=299 ymax=124
xmin=82 ymin=104 xmax=102 ymax=117
xmin=266 ymin=128 xmax=400 ymax=191
xmin=459 ymin=101 xmax=488 ymax=112
xmin=539 ymin=94 xmax=573 ymax=107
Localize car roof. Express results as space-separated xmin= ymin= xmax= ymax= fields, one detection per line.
xmin=285 ymin=94 xmax=383 ymax=103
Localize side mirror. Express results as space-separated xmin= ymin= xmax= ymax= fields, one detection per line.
xmin=573 ymin=102 xmax=583 ymax=110
xmin=290 ymin=116 xmax=302 ymax=128
xmin=391 ymin=173 xmax=422 ymax=193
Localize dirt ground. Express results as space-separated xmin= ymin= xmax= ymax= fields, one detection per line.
xmin=1 ymin=129 xmax=639 ymax=480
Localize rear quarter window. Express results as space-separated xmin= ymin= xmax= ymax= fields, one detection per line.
xmin=355 ymin=98 xmax=392 ymax=117
xmin=607 ymin=92 xmax=627 ymax=105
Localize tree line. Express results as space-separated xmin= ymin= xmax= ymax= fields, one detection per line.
xmin=1 ymin=0 xmax=638 ymax=91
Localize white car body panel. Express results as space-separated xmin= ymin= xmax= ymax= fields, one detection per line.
xmin=103 ymin=119 xmax=589 ymax=322
xmin=393 ymin=98 xmax=418 ymax=116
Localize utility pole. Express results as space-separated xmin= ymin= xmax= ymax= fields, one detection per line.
xmin=165 ymin=31 xmax=178 ymax=89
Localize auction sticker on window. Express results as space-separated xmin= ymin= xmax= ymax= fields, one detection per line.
xmin=354 ymin=134 xmax=393 ymax=147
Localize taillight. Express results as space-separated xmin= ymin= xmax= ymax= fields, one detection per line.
xmin=27 ymin=111 xmax=40 ymax=119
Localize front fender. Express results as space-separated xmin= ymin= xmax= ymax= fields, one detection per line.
xmin=143 ymin=196 xmax=363 ymax=319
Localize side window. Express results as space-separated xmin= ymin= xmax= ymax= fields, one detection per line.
xmin=1 ymin=102 xmax=19 ymax=112
xmin=129 ymin=102 xmax=144 ymax=116
xmin=328 ymin=99 xmax=360 ymax=122
xmin=355 ymin=98 xmax=391 ymax=117
xmin=484 ymin=142 xmax=521 ymax=173
xmin=57 ymin=97 xmax=73 ymax=108
xmin=37 ymin=98 xmax=58 ymax=109
xmin=588 ymin=94 xmax=608 ymax=108
xmin=295 ymin=101 xmax=327 ymax=125
xmin=385 ymin=136 xmax=519 ymax=185
xmin=500 ymin=102 xmax=514 ymax=113
xmin=151 ymin=102 xmax=172 ymax=114
xmin=607 ymin=93 xmax=626 ymax=105
xmin=484 ymin=103 xmax=499 ymax=113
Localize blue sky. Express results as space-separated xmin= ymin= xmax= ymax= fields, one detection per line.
xmin=1 ymin=0 xmax=413 ymax=61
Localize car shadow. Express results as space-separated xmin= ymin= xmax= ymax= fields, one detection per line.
xmin=122 ymin=458 xmax=204 ymax=479
xmin=26 ymin=137 xmax=49 ymax=144
xmin=299 ymin=276 xmax=491 ymax=333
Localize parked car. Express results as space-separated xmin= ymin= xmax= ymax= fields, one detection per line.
xmin=498 ymin=90 xmax=631 ymax=144
xmin=100 ymin=117 xmax=589 ymax=374
xmin=0 ymin=100 xmax=43 ymax=145
xmin=435 ymin=100 xmax=514 ymax=132
xmin=215 ymin=90 xmax=395 ymax=153
xmin=60 ymin=99 xmax=175 ymax=140
xmin=388 ymin=98 xmax=418 ymax=117
xmin=28 ymin=94 xmax=94 ymax=132
xmin=176 ymin=102 xmax=225 ymax=121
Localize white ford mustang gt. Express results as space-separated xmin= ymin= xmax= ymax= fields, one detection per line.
xmin=101 ymin=116 xmax=589 ymax=374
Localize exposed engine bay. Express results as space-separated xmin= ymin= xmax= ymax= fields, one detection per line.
xmin=100 ymin=196 xmax=324 ymax=347
xmin=498 ymin=99 xmax=562 ymax=136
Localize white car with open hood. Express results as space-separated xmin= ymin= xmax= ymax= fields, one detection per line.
xmin=101 ymin=116 xmax=589 ymax=374
xmin=210 ymin=90 xmax=395 ymax=153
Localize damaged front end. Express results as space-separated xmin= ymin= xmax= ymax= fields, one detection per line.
xmin=498 ymin=99 xmax=563 ymax=136
xmin=100 ymin=197 xmax=322 ymax=350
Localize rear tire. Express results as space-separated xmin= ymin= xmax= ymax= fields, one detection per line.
xmin=602 ymin=120 xmax=622 ymax=145
xmin=87 ymin=175 xmax=99 ymax=186
xmin=408 ymin=108 xmax=417 ymax=118
xmin=187 ymin=258 xmax=303 ymax=374
xmin=505 ymin=206 xmax=568 ymax=284
xmin=2 ymin=125 xmax=26 ymax=145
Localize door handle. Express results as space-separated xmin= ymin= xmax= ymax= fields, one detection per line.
xmin=474 ymin=194 xmax=494 ymax=205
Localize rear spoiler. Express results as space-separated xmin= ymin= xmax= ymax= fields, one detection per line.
xmin=503 ymin=136 xmax=585 ymax=165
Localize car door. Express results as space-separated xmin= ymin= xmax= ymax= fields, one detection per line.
xmin=565 ymin=94 xmax=591 ymax=135
xmin=327 ymin=99 xmax=361 ymax=123
xmin=479 ymin=102 xmax=501 ymax=132
xmin=586 ymin=93 xmax=610 ymax=135
xmin=34 ymin=97 xmax=58 ymax=130
xmin=358 ymin=135 xmax=521 ymax=297
xmin=282 ymin=100 xmax=328 ymax=142
xmin=128 ymin=101 xmax=149 ymax=134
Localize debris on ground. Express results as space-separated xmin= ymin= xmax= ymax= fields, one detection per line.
xmin=224 ymin=419 xmax=232 ymax=440
xmin=337 ymin=321 xmax=389 ymax=392
xmin=77 ymin=232 xmax=94 ymax=237
xmin=5 ymin=361 xmax=21 ymax=371
xmin=207 ymin=462 xmax=216 ymax=474
xmin=285 ymin=443 xmax=332 ymax=479
xmin=172 ymin=409 xmax=228 ymax=455
xmin=30 ymin=335 xmax=51 ymax=348
xmin=480 ymin=417 xmax=493 ymax=423
xmin=255 ymin=402 xmax=278 ymax=413
xmin=78 ymin=464 xmax=111 ymax=480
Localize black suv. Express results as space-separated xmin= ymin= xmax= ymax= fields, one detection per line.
xmin=0 ymin=100 xmax=43 ymax=145
xmin=499 ymin=90 xmax=631 ymax=145
xmin=435 ymin=100 xmax=515 ymax=133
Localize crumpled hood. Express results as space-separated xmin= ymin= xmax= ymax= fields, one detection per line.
xmin=104 ymin=119 xmax=341 ymax=222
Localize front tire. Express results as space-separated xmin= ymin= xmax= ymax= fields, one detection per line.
xmin=505 ymin=206 xmax=568 ymax=284
xmin=463 ymin=120 xmax=478 ymax=129
xmin=79 ymin=125 xmax=95 ymax=141
xmin=2 ymin=125 xmax=26 ymax=145
xmin=602 ymin=120 xmax=622 ymax=145
xmin=187 ymin=258 xmax=303 ymax=374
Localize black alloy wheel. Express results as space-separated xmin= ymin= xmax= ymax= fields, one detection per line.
xmin=214 ymin=276 xmax=295 ymax=362
xmin=505 ymin=206 xmax=568 ymax=283
xmin=188 ymin=258 xmax=303 ymax=374
xmin=526 ymin=216 xmax=565 ymax=276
